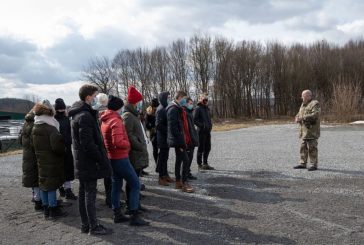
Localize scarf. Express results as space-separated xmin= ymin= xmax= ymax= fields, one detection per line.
xmin=181 ymin=108 xmax=191 ymax=146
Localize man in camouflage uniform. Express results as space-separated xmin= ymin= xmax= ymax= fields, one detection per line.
xmin=294 ymin=90 xmax=320 ymax=171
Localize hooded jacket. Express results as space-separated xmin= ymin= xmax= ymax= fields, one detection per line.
xmin=166 ymin=101 xmax=186 ymax=148
xmin=156 ymin=92 xmax=170 ymax=148
xmin=31 ymin=104 xmax=65 ymax=191
xmin=54 ymin=111 xmax=75 ymax=181
xmin=100 ymin=110 xmax=131 ymax=160
xmin=20 ymin=111 xmax=38 ymax=188
xmin=193 ymin=102 xmax=212 ymax=133
xmin=68 ymin=101 xmax=111 ymax=181
xmin=121 ymin=103 xmax=149 ymax=170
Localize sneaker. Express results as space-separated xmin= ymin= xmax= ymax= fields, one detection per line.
xmin=308 ymin=166 xmax=318 ymax=171
xmin=59 ymin=187 xmax=66 ymax=197
xmin=89 ymin=224 xmax=112 ymax=236
xmin=182 ymin=183 xmax=195 ymax=193
xmin=175 ymin=180 xmax=183 ymax=189
xmin=49 ymin=206 xmax=68 ymax=220
xmin=198 ymin=164 xmax=203 ymax=170
xmin=158 ymin=177 xmax=169 ymax=186
xmin=65 ymin=189 xmax=77 ymax=200
xmin=187 ymin=174 xmax=197 ymax=180
xmin=293 ymin=164 xmax=306 ymax=169
xmin=34 ymin=201 xmax=43 ymax=211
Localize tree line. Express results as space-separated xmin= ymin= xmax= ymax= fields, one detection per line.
xmin=83 ymin=34 xmax=364 ymax=120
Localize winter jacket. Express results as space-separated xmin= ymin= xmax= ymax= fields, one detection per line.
xmin=156 ymin=92 xmax=170 ymax=148
xmin=166 ymin=101 xmax=186 ymax=148
xmin=20 ymin=111 xmax=38 ymax=188
xmin=185 ymin=107 xmax=199 ymax=147
xmin=55 ymin=111 xmax=74 ymax=181
xmin=68 ymin=101 xmax=112 ymax=181
xmin=100 ymin=110 xmax=131 ymax=160
xmin=32 ymin=104 xmax=65 ymax=191
xmin=193 ymin=103 xmax=212 ymax=133
xmin=122 ymin=103 xmax=149 ymax=170
xmin=296 ymin=100 xmax=321 ymax=140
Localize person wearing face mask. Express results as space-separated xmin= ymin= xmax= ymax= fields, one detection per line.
xmin=92 ymin=93 xmax=113 ymax=209
xmin=100 ymin=95 xmax=149 ymax=226
xmin=194 ymin=93 xmax=214 ymax=170
xmin=166 ymin=91 xmax=194 ymax=193
xmin=155 ymin=91 xmax=174 ymax=186
xmin=183 ymin=98 xmax=199 ymax=180
xmin=54 ymin=98 xmax=77 ymax=200
xmin=122 ymin=86 xmax=149 ymax=212
xmin=68 ymin=84 xmax=113 ymax=235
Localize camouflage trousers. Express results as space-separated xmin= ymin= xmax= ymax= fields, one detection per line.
xmin=299 ymin=139 xmax=318 ymax=167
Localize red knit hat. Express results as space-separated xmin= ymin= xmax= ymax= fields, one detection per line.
xmin=127 ymin=86 xmax=143 ymax=104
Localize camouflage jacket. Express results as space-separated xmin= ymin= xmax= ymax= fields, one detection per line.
xmin=296 ymin=100 xmax=320 ymax=139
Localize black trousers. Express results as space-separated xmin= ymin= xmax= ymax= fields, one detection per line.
xmin=104 ymin=177 xmax=112 ymax=200
xmin=197 ymin=131 xmax=211 ymax=165
xmin=79 ymin=179 xmax=98 ymax=229
xmin=157 ymin=147 xmax=170 ymax=178
xmin=151 ymin=136 xmax=158 ymax=168
xmin=186 ymin=145 xmax=195 ymax=175
xmin=175 ymin=148 xmax=190 ymax=182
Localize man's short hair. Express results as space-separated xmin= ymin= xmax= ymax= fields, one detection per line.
xmin=79 ymin=84 xmax=99 ymax=101
xmin=175 ymin=91 xmax=187 ymax=100
xmin=186 ymin=97 xmax=193 ymax=103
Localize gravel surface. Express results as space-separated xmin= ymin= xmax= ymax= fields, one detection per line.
xmin=0 ymin=123 xmax=363 ymax=244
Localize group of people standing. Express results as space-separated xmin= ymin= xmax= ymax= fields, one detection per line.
xmin=20 ymin=83 xmax=214 ymax=235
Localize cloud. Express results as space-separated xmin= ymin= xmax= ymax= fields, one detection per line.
xmin=0 ymin=0 xmax=364 ymax=101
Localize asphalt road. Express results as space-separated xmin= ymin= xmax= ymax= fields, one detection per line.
xmin=0 ymin=123 xmax=363 ymax=244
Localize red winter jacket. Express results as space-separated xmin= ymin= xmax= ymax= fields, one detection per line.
xmin=100 ymin=110 xmax=131 ymax=160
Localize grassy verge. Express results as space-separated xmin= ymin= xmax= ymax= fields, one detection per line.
xmin=212 ymin=118 xmax=293 ymax=132
xmin=0 ymin=150 xmax=22 ymax=157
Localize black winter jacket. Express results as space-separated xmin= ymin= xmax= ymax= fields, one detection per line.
xmin=193 ymin=103 xmax=212 ymax=132
xmin=166 ymin=101 xmax=185 ymax=148
xmin=68 ymin=101 xmax=111 ymax=181
xmin=185 ymin=107 xmax=199 ymax=147
xmin=156 ymin=92 xmax=170 ymax=148
xmin=55 ymin=111 xmax=75 ymax=181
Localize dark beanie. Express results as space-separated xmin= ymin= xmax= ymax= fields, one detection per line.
xmin=107 ymin=95 xmax=124 ymax=111
xmin=151 ymin=98 xmax=159 ymax=108
xmin=54 ymin=98 xmax=66 ymax=111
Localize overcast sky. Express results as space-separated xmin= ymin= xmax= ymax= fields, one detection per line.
xmin=0 ymin=0 xmax=363 ymax=105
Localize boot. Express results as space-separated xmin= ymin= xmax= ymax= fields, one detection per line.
xmin=81 ymin=224 xmax=89 ymax=234
xmin=65 ymin=188 xmax=78 ymax=200
xmin=182 ymin=182 xmax=195 ymax=193
xmin=113 ymin=208 xmax=129 ymax=223
xmin=164 ymin=175 xmax=175 ymax=183
xmin=130 ymin=211 xmax=149 ymax=226
xmin=34 ymin=200 xmax=43 ymax=211
xmin=202 ymin=164 xmax=215 ymax=170
xmin=49 ymin=206 xmax=68 ymax=220
xmin=43 ymin=206 xmax=49 ymax=219
xmin=187 ymin=173 xmax=197 ymax=180
xmin=59 ymin=187 xmax=66 ymax=197
xmin=158 ymin=177 xmax=169 ymax=186
xmin=175 ymin=180 xmax=183 ymax=189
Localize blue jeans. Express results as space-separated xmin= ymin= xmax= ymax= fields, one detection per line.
xmin=110 ymin=158 xmax=140 ymax=211
xmin=40 ymin=189 xmax=57 ymax=207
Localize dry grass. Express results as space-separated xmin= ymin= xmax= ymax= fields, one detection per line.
xmin=0 ymin=150 xmax=22 ymax=157
xmin=212 ymin=118 xmax=293 ymax=132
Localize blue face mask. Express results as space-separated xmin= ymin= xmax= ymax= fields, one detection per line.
xmin=136 ymin=102 xmax=143 ymax=112
xmin=180 ymin=98 xmax=187 ymax=106
xmin=91 ymin=97 xmax=97 ymax=107
xmin=187 ymin=104 xmax=193 ymax=110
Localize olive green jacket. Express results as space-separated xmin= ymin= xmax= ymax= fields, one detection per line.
xmin=296 ymin=100 xmax=321 ymax=140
